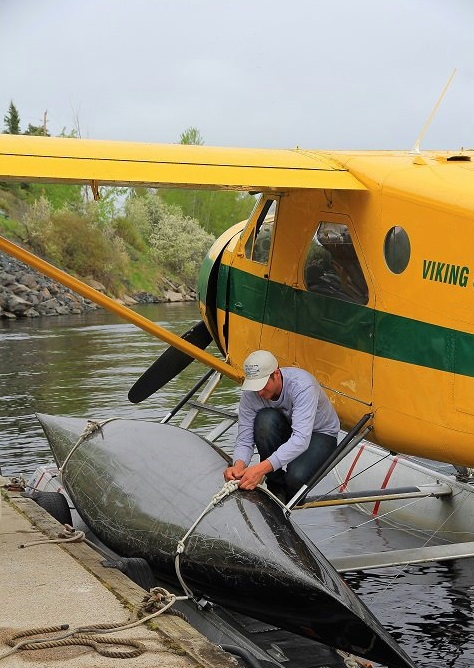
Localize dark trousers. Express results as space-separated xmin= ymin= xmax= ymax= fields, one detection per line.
xmin=254 ymin=408 xmax=337 ymax=502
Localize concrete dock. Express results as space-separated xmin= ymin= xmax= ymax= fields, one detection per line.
xmin=0 ymin=483 xmax=235 ymax=668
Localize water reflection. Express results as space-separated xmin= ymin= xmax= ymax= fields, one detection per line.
xmin=344 ymin=558 xmax=474 ymax=667
xmin=2 ymin=302 xmax=474 ymax=665
xmin=0 ymin=302 xmax=237 ymax=477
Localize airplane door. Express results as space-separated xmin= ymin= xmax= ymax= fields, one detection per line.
xmin=298 ymin=216 xmax=374 ymax=407
xmin=225 ymin=197 xmax=277 ymax=363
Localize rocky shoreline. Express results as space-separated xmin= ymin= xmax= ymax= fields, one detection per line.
xmin=0 ymin=251 xmax=196 ymax=319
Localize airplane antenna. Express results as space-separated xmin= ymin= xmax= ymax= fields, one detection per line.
xmin=411 ymin=68 xmax=457 ymax=153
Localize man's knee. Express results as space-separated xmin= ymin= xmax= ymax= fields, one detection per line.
xmin=254 ymin=407 xmax=287 ymax=433
xmin=286 ymin=435 xmax=337 ymax=491
xmin=254 ymin=409 xmax=292 ymax=456
xmin=285 ymin=464 xmax=308 ymax=493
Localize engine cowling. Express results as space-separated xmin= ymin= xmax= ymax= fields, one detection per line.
xmin=197 ymin=221 xmax=246 ymax=356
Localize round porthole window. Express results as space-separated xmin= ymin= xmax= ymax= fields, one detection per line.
xmin=384 ymin=226 xmax=410 ymax=274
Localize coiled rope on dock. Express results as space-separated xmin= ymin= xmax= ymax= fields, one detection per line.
xmin=0 ymin=587 xmax=189 ymax=662
xmin=4 ymin=624 xmax=145 ymax=659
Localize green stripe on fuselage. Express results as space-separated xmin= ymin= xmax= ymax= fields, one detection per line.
xmin=217 ymin=266 xmax=472 ymax=377
xmin=197 ymin=254 xmax=214 ymax=305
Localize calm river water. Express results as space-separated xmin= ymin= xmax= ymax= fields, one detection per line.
xmin=1 ymin=301 xmax=474 ymax=667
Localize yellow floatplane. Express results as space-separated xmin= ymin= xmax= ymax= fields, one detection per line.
xmin=2 ymin=132 xmax=474 ymax=558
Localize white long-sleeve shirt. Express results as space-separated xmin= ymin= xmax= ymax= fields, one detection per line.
xmin=233 ymin=367 xmax=340 ymax=471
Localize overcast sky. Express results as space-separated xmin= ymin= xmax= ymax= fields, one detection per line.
xmin=2 ymin=0 xmax=473 ymax=151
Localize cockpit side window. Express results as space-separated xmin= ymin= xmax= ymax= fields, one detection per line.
xmin=244 ymin=198 xmax=276 ymax=264
xmin=304 ymin=222 xmax=368 ymax=304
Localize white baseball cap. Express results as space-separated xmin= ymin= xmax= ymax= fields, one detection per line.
xmin=242 ymin=350 xmax=278 ymax=391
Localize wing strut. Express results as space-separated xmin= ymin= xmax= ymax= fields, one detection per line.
xmin=0 ymin=236 xmax=241 ymax=383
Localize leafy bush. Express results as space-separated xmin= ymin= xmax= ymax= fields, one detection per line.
xmin=150 ymin=209 xmax=215 ymax=284
xmin=125 ymin=192 xmax=215 ymax=284
xmin=124 ymin=194 xmax=153 ymax=242
xmin=113 ymin=215 xmax=147 ymax=252
xmin=28 ymin=183 xmax=83 ymax=212
xmin=158 ymin=188 xmax=255 ymax=236
xmin=21 ymin=199 xmax=129 ymax=292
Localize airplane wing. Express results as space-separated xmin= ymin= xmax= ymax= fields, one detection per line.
xmin=0 ymin=134 xmax=366 ymax=192
xmin=0 ymin=134 xmax=365 ymax=386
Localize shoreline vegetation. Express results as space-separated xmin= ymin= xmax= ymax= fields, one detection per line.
xmin=0 ymin=250 xmax=196 ymax=320
xmin=0 ymin=113 xmax=255 ymax=319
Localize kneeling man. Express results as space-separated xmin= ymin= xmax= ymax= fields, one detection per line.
xmin=224 ymin=350 xmax=340 ymax=503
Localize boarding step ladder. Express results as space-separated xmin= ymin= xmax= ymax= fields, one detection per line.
xmin=160 ymin=369 xmax=238 ymax=443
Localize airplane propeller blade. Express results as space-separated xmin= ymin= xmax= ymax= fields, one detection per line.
xmin=128 ymin=320 xmax=213 ymax=403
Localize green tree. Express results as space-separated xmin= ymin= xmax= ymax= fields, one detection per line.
xmin=24 ymin=122 xmax=49 ymax=136
xmin=158 ymin=188 xmax=255 ymax=236
xmin=3 ymin=101 xmax=21 ymax=134
xmin=28 ymin=182 xmax=83 ymax=211
xmin=179 ymin=126 xmax=204 ymax=145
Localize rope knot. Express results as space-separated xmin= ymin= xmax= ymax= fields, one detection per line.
xmin=57 ymin=524 xmax=81 ymax=540
xmin=59 ymin=417 xmax=121 ymax=475
xmin=83 ymin=420 xmax=103 ymax=439
xmin=139 ymin=587 xmax=171 ymax=616
xmin=336 ymin=649 xmax=373 ymax=668
xmin=211 ymin=479 xmax=239 ymax=505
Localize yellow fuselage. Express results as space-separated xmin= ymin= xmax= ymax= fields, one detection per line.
xmin=199 ymin=151 xmax=474 ymax=467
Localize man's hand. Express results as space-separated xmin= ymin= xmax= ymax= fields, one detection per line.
xmin=224 ymin=460 xmax=246 ymax=481
xmin=238 ymin=460 xmax=273 ymax=490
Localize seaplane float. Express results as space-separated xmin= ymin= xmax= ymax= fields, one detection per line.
xmin=25 ymin=410 xmax=416 ymax=668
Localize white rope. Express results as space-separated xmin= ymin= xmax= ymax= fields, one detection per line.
xmin=59 ymin=417 xmax=121 ymax=476
xmin=174 ymin=480 xmax=239 ymax=598
xmin=19 ymin=525 xmax=86 ymax=549
xmin=336 ymin=649 xmax=371 ymax=667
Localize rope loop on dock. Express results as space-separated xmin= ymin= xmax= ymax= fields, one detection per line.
xmin=0 ymin=587 xmax=190 ymax=662
xmin=174 ymin=480 xmax=240 ymax=598
xmin=18 ymin=524 xmax=85 ymax=549
xmin=2 ymin=624 xmax=146 ymax=660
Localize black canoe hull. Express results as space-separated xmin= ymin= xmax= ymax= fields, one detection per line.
xmin=37 ymin=414 xmax=416 ymax=668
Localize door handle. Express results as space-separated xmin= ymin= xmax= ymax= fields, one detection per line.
xmin=234 ymin=302 xmax=243 ymax=309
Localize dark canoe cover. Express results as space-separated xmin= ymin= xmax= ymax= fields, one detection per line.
xmin=36 ymin=414 xmax=416 ymax=668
